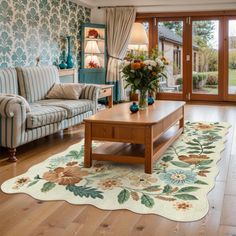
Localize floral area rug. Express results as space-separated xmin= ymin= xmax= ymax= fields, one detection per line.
xmin=1 ymin=122 xmax=230 ymax=222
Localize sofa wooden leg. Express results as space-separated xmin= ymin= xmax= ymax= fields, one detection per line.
xmin=8 ymin=148 xmax=17 ymax=162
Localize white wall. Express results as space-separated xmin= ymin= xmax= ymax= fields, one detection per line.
xmin=91 ymin=8 xmax=106 ymax=24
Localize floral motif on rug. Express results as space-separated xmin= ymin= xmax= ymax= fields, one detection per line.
xmin=1 ymin=122 xmax=230 ymax=221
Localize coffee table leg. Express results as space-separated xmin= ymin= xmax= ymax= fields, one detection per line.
xmin=145 ymin=126 xmax=153 ymax=174
xmin=84 ymin=122 xmax=92 ymax=168
xmin=179 ymin=107 xmax=184 ymax=133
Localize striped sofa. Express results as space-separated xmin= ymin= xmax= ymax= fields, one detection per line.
xmin=0 ymin=66 xmax=100 ymax=161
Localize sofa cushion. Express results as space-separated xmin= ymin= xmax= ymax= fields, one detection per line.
xmin=27 ymin=104 xmax=67 ymax=129
xmin=0 ymin=68 xmax=18 ymax=94
xmin=37 ymin=99 xmax=94 ymax=118
xmin=16 ymin=66 xmax=60 ymax=103
xmin=46 ymin=83 xmax=84 ymax=100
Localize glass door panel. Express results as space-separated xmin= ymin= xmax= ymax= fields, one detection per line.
xmin=192 ymin=20 xmax=219 ymax=95
xmin=158 ymin=21 xmax=183 ymax=94
xmin=228 ymin=20 xmax=236 ymax=95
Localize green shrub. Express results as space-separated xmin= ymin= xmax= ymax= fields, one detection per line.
xmin=197 ymin=73 xmax=207 ymax=81
xmin=176 ymin=77 xmax=183 ymax=85
xmin=175 ymin=72 xmax=217 ymax=90
xmin=175 ymin=77 xmax=183 ymax=91
xmin=206 ymin=73 xmax=218 ymax=86
xmin=229 ymin=51 xmax=236 ymax=70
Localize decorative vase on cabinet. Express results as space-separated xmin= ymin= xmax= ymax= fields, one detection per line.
xmin=66 ymin=36 xmax=74 ymax=69
xmin=79 ymin=23 xmax=107 ymax=85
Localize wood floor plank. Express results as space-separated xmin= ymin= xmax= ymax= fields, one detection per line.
xmin=225 ymin=155 xmax=236 ymax=195
xmin=218 ymin=225 xmax=236 ymax=236
xmin=4 ymin=201 xmax=64 ymax=236
xmin=0 ymin=104 xmax=236 ymax=236
xmin=73 ymin=206 xmax=111 ymax=235
xmin=220 ymin=195 xmax=236 ymax=226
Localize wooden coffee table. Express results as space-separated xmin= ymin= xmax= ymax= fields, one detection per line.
xmin=84 ymin=101 xmax=185 ymax=174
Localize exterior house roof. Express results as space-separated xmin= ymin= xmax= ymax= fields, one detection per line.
xmin=159 ymin=25 xmax=183 ymax=45
xmin=159 ymin=25 xmax=199 ymax=50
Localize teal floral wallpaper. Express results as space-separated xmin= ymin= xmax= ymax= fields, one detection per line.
xmin=0 ymin=0 xmax=91 ymax=68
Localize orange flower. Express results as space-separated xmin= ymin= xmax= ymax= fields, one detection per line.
xmin=161 ymin=57 xmax=169 ymax=65
xmin=178 ymin=154 xmax=209 ymax=165
xmin=194 ymin=123 xmax=214 ymax=131
xmin=140 ymin=62 xmax=145 ymax=67
xmin=98 ymin=178 xmax=121 ymax=190
xmin=174 ymin=202 xmax=193 ymax=211
xmin=131 ymin=62 xmax=141 ymax=70
xmin=12 ymin=177 xmax=31 ymax=189
xmin=93 ymin=162 xmax=108 ymax=173
xmin=198 ymin=170 xmax=210 ymax=177
xmin=66 ymin=161 xmax=78 ymax=166
xmin=42 ymin=166 xmax=89 ymax=185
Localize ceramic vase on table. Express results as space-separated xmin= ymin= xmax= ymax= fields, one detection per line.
xmin=139 ymin=89 xmax=148 ymax=110
xmin=148 ymin=96 xmax=155 ymax=105
xmin=66 ymin=36 xmax=74 ymax=69
xmin=129 ymin=102 xmax=139 ymax=113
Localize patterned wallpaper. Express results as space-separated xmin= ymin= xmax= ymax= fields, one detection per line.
xmin=0 ymin=0 xmax=91 ymax=68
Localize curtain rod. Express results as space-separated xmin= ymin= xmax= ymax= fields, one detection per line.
xmin=97 ymin=2 xmax=236 ymax=9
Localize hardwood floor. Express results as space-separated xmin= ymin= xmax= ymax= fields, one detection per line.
xmin=0 ymin=104 xmax=236 ymax=236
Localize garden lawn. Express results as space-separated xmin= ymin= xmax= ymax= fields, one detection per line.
xmin=229 ymin=70 xmax=236 ymax=86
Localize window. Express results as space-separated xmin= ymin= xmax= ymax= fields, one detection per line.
xmin=173 ymin=47 xmax=181 ymax=75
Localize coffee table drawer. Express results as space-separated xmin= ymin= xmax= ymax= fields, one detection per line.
xmin=91 ymin=123 xmax=145 ymax=143
xmin=92 ymin=124 xmax=113 ymax=139
xmin=113 ymin=126 xmax=145 ymax=143
xmin=163 ymin=108 xmax=183 ymax=130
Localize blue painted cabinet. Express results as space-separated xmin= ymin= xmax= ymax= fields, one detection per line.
xmin=79 ymin=23 xmax=107 ymax=85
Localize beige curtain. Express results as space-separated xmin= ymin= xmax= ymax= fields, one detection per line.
xmin=106 ymin=7 xmax=136 ymax=101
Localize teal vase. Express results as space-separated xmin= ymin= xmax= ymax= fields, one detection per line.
xmin=130 ymin=102 xmax=139 ymax=113
xmin=59 ymin=61 xmax=67 ymax=69
xmin=66 ymin=36 xmax=74 ymax=69
xmin=148 ymin=96 xmax=155 ymax=105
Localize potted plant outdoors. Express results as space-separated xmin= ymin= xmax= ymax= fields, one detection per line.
xmin=122 ymin=58 xmax=167 ymax=110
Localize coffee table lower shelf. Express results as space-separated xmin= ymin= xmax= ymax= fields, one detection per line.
xmin=85 ymin=126 xmax=183 ymax=173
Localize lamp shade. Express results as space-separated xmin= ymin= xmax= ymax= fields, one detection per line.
xmin=128 ymin=44 xmax=148 ymax=51
xmin=129 ymin=23 xmax=149 ymax=45
xmin=85 ymin=40 xmax=100 ymax=54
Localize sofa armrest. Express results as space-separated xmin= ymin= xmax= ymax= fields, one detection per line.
xmin=0 ymin=95 xmax=27 ymax=117
xmin=0 ymin=95 xmax=27 ymax=148
xmin=80 ymin=85 xmax=101 ymax=114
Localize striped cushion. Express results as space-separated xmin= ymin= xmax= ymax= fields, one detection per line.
xmin=17 ymin=66 xmax=60 ymax=103
xmin=0 ymin=68 xmax=18 ymax=94
xmin=36 ymin=99 xmax=94 ymax=118
xmin=26 ymin=104 xmax=68 ymax=129
xmin=23 ymin=111 xmax=93 ymax=145
xmin=80 ymin=85 xmax=100 ymax=101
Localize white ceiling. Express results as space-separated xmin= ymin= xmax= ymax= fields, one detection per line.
xmin=76 ymin=0 xmax=236 ymax=8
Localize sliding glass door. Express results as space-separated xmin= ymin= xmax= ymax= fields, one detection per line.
xmin=135 ymin=13 xmax=236 ymax=102
xmin=227 ymin=19 xmax=236 ymax=100
xmin=190 ymin=18 xmax=222 ymax=101
xmin=158 ymin=20 xmax=183 ymax=94
xmin=156 ymin=18 xmax=185 ymax=100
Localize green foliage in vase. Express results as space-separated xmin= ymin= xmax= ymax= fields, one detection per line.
xmin=121 ymin=57 xmax=167 ymax=93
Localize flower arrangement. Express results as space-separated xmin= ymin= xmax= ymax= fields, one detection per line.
xmin=87 ymin=60 xmax=101 ymax=68
xmin=121 ymin=57 xmax=167 ymax=109
xmin=88 ymin=29 xmax=99 ymax=38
